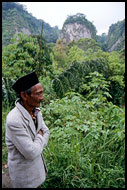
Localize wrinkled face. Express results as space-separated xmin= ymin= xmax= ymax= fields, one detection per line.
xmin=25 ymin=83 xmax=44 ymax=108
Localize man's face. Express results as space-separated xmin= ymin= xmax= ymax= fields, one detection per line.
xmin=26 ymin=83 xmax=44 ymax=108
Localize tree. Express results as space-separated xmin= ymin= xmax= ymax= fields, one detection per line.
xmin=2 ymin=26 xmax=52 ymax=105
xmin=107 ymin=51 xmax=125 ymax=105
xmin=52 ymin=39 xmax=69 ymax=70
xmin=32 ymin=23 xmax=52 ymax=77
xmin=68 ymin=45 xmax=85 ymax=64
xmin=2 ymin=33 xmax=38 ymax=80
xmin=52 ymin=58 xmax=110 ymax=98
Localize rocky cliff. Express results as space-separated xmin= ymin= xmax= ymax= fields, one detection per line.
xmin=59 ymin=22 xmax=92 ymax=43
xmin=58 ymin=13 xmax=97 ymax=44
xmin=59 ymin=14 xmax=125 ymax=52
xmin=2 ymin=3 xmax=124 ymax=52
xmin=105 ymin=19 xmax=125 ymax=52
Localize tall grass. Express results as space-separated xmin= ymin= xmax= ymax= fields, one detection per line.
xmin=42 ymin=126 xmax=125 ymax=188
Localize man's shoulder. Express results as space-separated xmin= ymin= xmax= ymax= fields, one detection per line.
xmin=6 ymin=106 xmax=21 ymax=124
xmin=7 ymin=106 xmax=17 ymax=116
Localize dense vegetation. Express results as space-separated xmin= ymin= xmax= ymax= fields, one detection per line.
xmin=2 ymin=8 xmax=125 ymax=189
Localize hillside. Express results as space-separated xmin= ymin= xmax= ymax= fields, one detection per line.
xmin=2 ymin=3 xmax=125 ymax=52
xmin=58 ymin=13 xmax=125 ymax=52
xmin=2 ymin=2 xmax=59 ymax=46
xmin=105 ymin=19 xmax=125 ymax=52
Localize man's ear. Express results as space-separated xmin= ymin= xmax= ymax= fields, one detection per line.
xmin=20 ymin=91 xmax=28 ymax=101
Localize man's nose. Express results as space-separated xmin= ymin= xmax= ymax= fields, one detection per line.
xmin=40 ymin=94 xmax=44 ymax=101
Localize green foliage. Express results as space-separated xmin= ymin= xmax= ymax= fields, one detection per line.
xmin=97 ymin=33 xmax=107 ymax=51
xmin=51 ymin=44 xmax=125 ymax=106
xmin=2 ymin=77 xmax=17 ymax=106
xmin=40 ymin=92 xmax=125 ymax=188
xmin=52 ymin=58 xmax=110 ymax=98
xmin=51 ymin=39 xmax=69 ymax=70
xmin=2 ymin=104 xmax=13 ymax=164
xmin=2 ymin=84 xmax=125 ymax=188
xmin=2 ymin=33 xmax=38 ymax=79
xmin=107 ymin=51 xmax=125 ymax=106
xmin=69 ymin=38 xmax=101 ymax=53
xmin=67 ymin=45 xmax=85 ymax=64
xmin=79 ymin=72 xmax=112 ymax=104
xmin=2 ymin=31 xmax=52 ymax=106
xmin=108 ymin=51 xmax=124 ymax=86
xmin=31 ymin=24 xmax=53 ymax=77
xmin=2 ymin=10 xmax=125 ymax=188
xmin=97 ymin=33 xmax=107 ymax=44
xmin=39 ymin=76 xmax=57 ymax=106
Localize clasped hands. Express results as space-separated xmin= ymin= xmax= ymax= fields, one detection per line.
xmin=38 ymin=129 xmax=44 ymax=136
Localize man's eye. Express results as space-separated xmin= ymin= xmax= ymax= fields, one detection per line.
xmin=36 ymin=92 xmax=42 ymax=96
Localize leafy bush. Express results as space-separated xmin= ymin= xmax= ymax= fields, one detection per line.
xmin=2 ymin=104 xmax=12 ymax=164
xmin=41 ymin=92 xmax=125 ymax=188
xmin=39 ymin=76 xmax=57 ymax=106
xmin=2 ymin=77 xmax=17 ymax=106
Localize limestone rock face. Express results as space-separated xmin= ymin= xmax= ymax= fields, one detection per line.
xmin=15 ymin=26 xmax=31 ymax=35
xmin=108 ymin=36 xmax=122 ymax=52
xmin=59 ymin=22 xmax=92 ymax=43
xmin=21 ymin=28 xmax=31 ymax=35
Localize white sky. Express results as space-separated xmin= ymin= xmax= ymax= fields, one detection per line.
xmin=18 ymin=2 xmax=125 ymax=35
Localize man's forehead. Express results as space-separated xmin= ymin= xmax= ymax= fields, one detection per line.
xmin=32 ymin=83 xmax=43 ymax=92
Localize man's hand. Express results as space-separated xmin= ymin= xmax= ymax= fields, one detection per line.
xmin=38 ymin=129 xmax=44 ymax=136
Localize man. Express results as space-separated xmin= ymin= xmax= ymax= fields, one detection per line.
xmin=5 ymin=72 xmax=50 ymax=188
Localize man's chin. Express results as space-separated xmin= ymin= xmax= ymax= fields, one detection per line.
xmin=36 ymin=103 xmax=40 ymax=107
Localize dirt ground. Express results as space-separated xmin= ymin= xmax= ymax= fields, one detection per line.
xmin=2 ymin=169 xmax=13 ymax=188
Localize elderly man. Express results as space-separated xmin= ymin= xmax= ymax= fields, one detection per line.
xmin=5 ymin=72 xmax=50 ymax=188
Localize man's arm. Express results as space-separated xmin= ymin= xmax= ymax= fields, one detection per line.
xmin=37 ymin=112 xmax=50 ymax=148
xmin=6 ymin=119 xmax=49 ymax=160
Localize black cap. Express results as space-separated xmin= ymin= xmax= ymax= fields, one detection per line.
xmin=12 ymin=72 xmax=39 ymax=93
